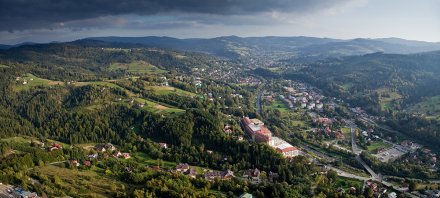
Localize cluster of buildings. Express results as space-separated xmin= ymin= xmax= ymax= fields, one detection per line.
xmin=204 ymin=170 xmax=235 ymax=181
xmin=171 ymin=163 xmax=197 ymax=178
xmin=241 ymin=117 xmax=301 ymax=158
xmin=94 ymin=143 xmax=131 ymax=159
xmin=281 ymin=84 xmax=326 ymax=111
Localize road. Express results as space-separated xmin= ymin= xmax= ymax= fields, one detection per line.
xmin=299 ymin=142 xmax=336 ymax=162
xmin=255 ymin=84 xmax=265 ymax=116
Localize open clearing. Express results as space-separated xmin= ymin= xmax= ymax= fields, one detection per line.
xmin=266 ymin=99 xmax=289 ymax=113
xmin=146 ymin=86 xmax=196 ymax=97
xmin=376 ymin=88 xmax=403 ymax=111
xmin=14 ymin=73 xmax=63 ymax=91
xmin=134 ymin=98 xmax=185 ymax=114
xmin=109 ymin=61 xmax=167 ymax=74
xmin=33 ymin=165 xmax=124 ymax=197
xmin=367 ymin=140 xmax=392 ymax=151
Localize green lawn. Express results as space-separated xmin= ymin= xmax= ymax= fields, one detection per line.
xmin=146 ymin=86 xmax=196 ymax=97
xmin=132 ymin=152 xmax=177 ymax=169
xmin=334 ymin=177 xmax=364 ymax=191
xmin=341 ymin=83 xmax=354 ymax=91
xmin=109 ymin=61 xmax=167 ymax=74
xmin=33 ymin=165 xmax=125 ymax=197
xmin=0 ymin=136 xmax=32 ymax=144
xmin=376 ymin=88 xmax=403 ymax=111
xmin=266 ymin=99 xmax=289 ymax=113
xmin=291 ymin=120 xmax=305 ymax=127
xmin=367 ymin=140 xmax=392 ymax=151
xmin=14 ymin=73 xmax=63 ymax=91
xmin=134 ymin=98 xmax=185 ymax=114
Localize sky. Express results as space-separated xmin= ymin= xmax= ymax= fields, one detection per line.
xmin=0 ymin=0 xmax=439 ymax=44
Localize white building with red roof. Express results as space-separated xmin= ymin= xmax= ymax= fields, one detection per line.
xmin=271 ymin=137 xmax=300 ymax=158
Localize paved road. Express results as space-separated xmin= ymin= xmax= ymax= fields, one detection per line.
xmin=299 ymin=142 xmax=336 ymax=162
xmin=255 ymin=84 xmax=265 ymax=116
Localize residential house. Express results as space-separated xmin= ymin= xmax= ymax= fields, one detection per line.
xmin=174 ymin=163 xmax=190 ymax=173
xmin=83 ymin=160 xmax=91 ymax=167
xmin=70 ymin=160 xmax=80 ymax=167
xmin=204 ymin=170 xmax=234 ymax=181
xmin=159 ymin=143 xmax=168 ymax=149
xmin=88 ymin=153 xmax=98 ymax=159
xmin=240 ymin=193 xmax=253 ymax=198
xmin=122 ymin=153 xmax=131 ymax=159
xmin=49 ymin=143 xmax=62 ymax=151
xmin=186 ymin=168 xmax=197 ymax=178
xmin=242 ymin=168 xmax=261 ymax=183
xmin=268 ymin=171 xmax=279 ymax=182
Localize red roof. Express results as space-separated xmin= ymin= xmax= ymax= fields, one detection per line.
xmin=277 ymin=146 xmax=298 ymax=153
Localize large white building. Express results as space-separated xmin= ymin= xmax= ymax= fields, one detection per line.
xmin=271 ymin=137 xmax=301 ymax=158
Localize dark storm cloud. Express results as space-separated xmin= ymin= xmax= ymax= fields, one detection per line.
xmin=0 ymin=0 xmax=352 ymax=31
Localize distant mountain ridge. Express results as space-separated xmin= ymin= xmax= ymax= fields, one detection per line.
xmin=84 ymin=36 xmax=440 ymax=59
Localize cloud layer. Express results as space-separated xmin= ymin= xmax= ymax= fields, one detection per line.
xmin=0 ymin=0 xmax=352 ymax=31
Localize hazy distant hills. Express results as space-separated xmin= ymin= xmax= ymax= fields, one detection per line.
xmin=86 ymin=36 xmax=440 ymax=59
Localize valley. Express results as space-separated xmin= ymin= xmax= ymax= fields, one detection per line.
xmin=0 ymin=37 xmax=440 ymax=198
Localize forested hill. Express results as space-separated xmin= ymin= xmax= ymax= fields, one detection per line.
xmin=285 ymin=51 xmax=440 ymax=114
xmin=0 ymin=40 xmax=220 ymax=81
xmin=87 ymin=36 xmax=440 ymax=59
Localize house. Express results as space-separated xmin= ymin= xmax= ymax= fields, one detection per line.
xmin=88 ymin=153 xmax=98 ymax=159
xmin=83 ymin=160 xmax=91 ymax=167
xmin=70 ymin=160 xmax=80 ymax=167
xmin=104 ymin=143 xmax=116 ymax=151
xmin=96 ymin=146 xmax=106 ymax=152
xmin=175 ymin=163 xmax=190 ymax=173
xmin=242 ymin=168 xmax=261 ymax=183
xmin=224 ymin=125 xmax=233 ymax=135
xmin=204 ymin=170 xmax=234 ymax=181
xmin=237 ymin=136 xmax=244 ymax=141
xmin=240 ymin=193 xmax=253 ymax=198
xmin=388 ymin=192 xmax=397 ymax=198
xmin=159 ymin=143 xmax=168 ymax=149
xmin=122 ymin=153 xmax=131 ymax=159
xmin=113 ymin=151 xmax=122 ymax=158
xmin=268 ymin=171 xmax=279 ymax=182
xmin=50 ymin=143 xmax=62 ymax=151
xmin=185 ymin=168 xmax=197 ymax=178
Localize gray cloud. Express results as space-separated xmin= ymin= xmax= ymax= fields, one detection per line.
xmin=0 ymin=0 xmax=353 ymax=31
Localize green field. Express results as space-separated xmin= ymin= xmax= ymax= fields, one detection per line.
xmin=341 ymin=83 xmax=354 ymax=91
xmin=376 ymin=88 xmax=403 ymax=111
xmin=367 ymin=140 xmax=392 ymax=151
xmin=134 ymin=98 xmax=185 ymax=114
xmin=0 ymin=64 xmax=9 ymax=68
xmin=266 ymin=99 xmax=290 ymax=113
xmin=132 ymin=152 xmax=177 ymax=169
xmin=291 ymin=120 xmax=306 ymax=127
xmin=14 ymin=73 xmax=63 ymax=91
xmin=33 ymin=165 xmax=125 ymax=197
xmin=333 ymin=177 xmax=364 ymax=191
xmin=146 ymin=86 xmax=196 ymax=97
xmin=109 ymin=61 xmax=167 ymax=74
